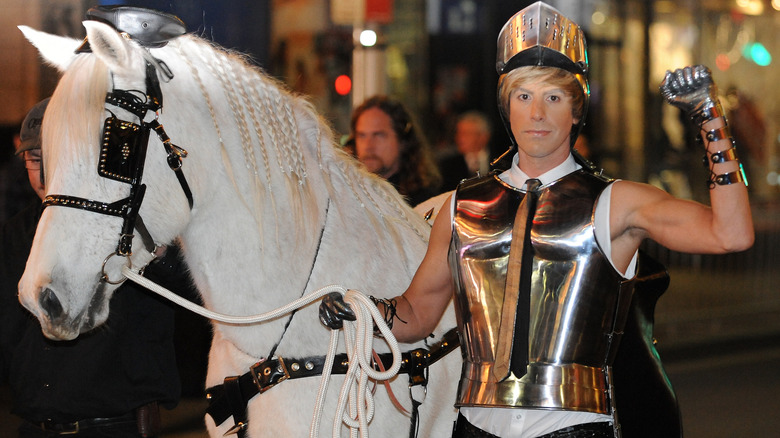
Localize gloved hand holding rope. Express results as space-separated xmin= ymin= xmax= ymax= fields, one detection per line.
xmin=314 ymin=290 xmax=402 ymax=438
xmin=121 ymin=266 xmax=401 ymax=438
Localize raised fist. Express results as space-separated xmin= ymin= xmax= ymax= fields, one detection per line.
xmin=660 ymin=65 xmax=721 ymax=125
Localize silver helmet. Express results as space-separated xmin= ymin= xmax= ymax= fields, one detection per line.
xmin=495 ymin=2 xmax=590 ymax=152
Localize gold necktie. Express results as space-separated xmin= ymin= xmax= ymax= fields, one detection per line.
xmin=493 ymin=178 xmax=541 ymax=381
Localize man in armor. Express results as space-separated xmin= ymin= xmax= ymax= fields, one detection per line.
xmin=321 ymin=2 xmax=753 ymax=437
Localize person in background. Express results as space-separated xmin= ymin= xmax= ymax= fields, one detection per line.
xmin=0 ymin=122 xmax=37 ymax=223
xmin=321 ymin=2 xmax=753 ymax=437
xmin=351 ymin=95 xmax=441 ymax=207
xmin=438 ymin=110 xmax=493 ymax=191
xmin=0 ymin=98 xmax=198 ymax=438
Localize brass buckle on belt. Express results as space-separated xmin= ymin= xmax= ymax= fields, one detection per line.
xmin=40 ymin=421 xmax=79 ymax=435
xmin=249 ymin=357 xmax=291 ymax=393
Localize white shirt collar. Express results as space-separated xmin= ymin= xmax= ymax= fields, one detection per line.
xmin=500 ymin=153 xmax=581 ymax=190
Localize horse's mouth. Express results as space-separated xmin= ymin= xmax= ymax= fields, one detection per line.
xmin=40 ymin=321 xmax=81 ymax=341
xmin=39 ymin=307 xmax=103 ymax=341
xmin=24 ymin=283 xmax=109 ymax=341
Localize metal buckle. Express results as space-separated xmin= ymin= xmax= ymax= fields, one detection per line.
xmin=40 ymin=420 xmax=79 ymax=435
xmin=406 ymin=348 xmax=429 ymax=387
xmin=249 ymin=357 xmax=290 ymax=393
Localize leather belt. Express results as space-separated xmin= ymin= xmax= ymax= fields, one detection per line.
xmin=205 ymin=328 xmax=460 ymax=431
xmin=34 ymin=412 xmax=137 ymax=435
xmin=29 ymin=402 xmax=160 ymax=436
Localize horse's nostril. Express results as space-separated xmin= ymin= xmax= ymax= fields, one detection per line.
xmin=40 ymin=288 xmax=63 ymax=320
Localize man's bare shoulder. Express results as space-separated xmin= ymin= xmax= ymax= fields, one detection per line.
xmin=608 ymin=179 xmax=676 ymax=234
xmin=610 ymin=179 xmax=669 ymax=203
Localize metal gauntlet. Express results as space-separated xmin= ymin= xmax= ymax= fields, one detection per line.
xmin=660 ymin=65 xmax=724 ymax=126
xmin=660 ymin=65 xmax=746 ymax=188
xmin=319 ymin=292 xmax=356 ymax=329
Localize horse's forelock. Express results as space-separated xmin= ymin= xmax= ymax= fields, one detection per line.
xmin=44 ymin=55 xmax=109 ymax=180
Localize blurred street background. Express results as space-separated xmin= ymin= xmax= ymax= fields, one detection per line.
xmin=2 ymin=209 xmax=779 ymax=435
xmin=2 ymin=0 xmax=778 ymax=437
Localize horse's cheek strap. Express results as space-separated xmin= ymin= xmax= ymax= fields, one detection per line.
xmin=117 ymin=184 xmax=146 ymax=256
xmin=148 ymin=119 xmax=194 ymax=209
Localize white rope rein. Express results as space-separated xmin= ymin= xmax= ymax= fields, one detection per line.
xmin=121 ymin=266 xmax=402 ymax=438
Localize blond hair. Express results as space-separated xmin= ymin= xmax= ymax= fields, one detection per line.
xmin=498 ymin=66 xmax=585 ymax=122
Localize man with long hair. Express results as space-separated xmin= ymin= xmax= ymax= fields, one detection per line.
xmin=351 ymin=95 xmax=441 ymax=206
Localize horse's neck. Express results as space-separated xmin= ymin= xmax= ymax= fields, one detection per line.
xmin=164 ymin=38 xmax=431 ymax=358
xmin=177 ymin=163 xmax=429 ymax=356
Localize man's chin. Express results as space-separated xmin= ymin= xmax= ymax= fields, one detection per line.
xmin=360 ymin=158 xmax=384 ymax=174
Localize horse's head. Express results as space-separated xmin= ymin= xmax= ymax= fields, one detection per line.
xmin=18 ymin=21 xmax=191 ymax=340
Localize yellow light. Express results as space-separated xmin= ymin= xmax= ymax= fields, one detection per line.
xmin=735 ymin=0 xmax=764 ymax=15
xmin=772 ymin=0 xmax=780 ymax=11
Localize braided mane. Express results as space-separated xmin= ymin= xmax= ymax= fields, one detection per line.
xmin=167 ymin=34 xmax=428 ymax=242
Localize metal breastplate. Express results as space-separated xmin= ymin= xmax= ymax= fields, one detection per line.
xmin=449 ymin=170 xmax=635 ymax=414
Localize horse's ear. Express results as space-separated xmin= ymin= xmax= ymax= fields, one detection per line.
xmin=18 ymin=25 xmax=81 ymax=72
xmin=83 ymin=20 xmax=143 ymax=78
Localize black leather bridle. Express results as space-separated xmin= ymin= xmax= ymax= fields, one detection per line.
xmin=41 ymin=59 xmax=193 ymax=277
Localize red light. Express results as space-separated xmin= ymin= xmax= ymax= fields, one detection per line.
xmin=335 ymin=75 xmax=352 ymax=95
xmin=715 ymin=53 xmax=731 ymax=71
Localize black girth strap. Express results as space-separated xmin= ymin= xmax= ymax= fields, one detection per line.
xmin=205 ymin=328 xmax=459 ymax=436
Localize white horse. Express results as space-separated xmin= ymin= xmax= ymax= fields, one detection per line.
xmin=18 ymin=20 xmax=459 ymax=437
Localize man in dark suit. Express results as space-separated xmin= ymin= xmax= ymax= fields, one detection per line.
xmin=438 ymin=111 xmax=492 ymax=191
